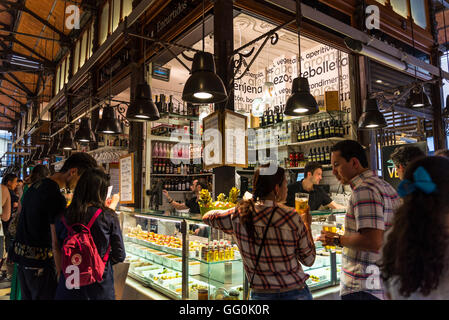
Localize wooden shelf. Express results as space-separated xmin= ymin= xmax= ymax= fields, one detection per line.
xmin=288 ymin=137 xmax=345 ymax=147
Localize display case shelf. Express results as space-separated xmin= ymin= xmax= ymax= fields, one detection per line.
xmin=288 ymin=137 xmax=345 ymax=147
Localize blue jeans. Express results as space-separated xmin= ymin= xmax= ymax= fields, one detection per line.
xmin=250 ymin=285 xmax=313 ymax=300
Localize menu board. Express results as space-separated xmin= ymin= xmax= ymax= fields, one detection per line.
xmin=202 ymin=109 xmax=248 ymax=169
xmin=224 ymin=110 xmax=247 ymax=167
xmin=203 ymin=111 xmax=223 ymax=169
xmin=119 ymin=153 xmax=134 ymax=204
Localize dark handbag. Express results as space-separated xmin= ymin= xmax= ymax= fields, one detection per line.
xmin=248 ymin=206 xmax=277 ymax=296
xmin=8 ymin=211 xmax=20 ymax=238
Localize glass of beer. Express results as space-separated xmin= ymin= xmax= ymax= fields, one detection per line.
xmin=295 ymin=192 xmax=309 ymax=218
xmin=322 ymin=223 xmax=337 ymax=252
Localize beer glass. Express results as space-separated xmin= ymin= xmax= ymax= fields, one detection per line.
xmin=295 ymin=192 xmax=309 ymax=220
xmin=322 ymin=223 xmax=337 ymax=251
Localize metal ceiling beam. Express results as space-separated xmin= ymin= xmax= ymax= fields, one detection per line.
xmin=0 ymin=74 xmax=31 ymax=96
xmin=0 ymin=1 xmax=71 ymax=45
xmin=4 ymin=72 xmax=33 ymax=96
xmin=0 ymin=88 xmax=24 ymax=105
xmin=0 ymin=65 xmax=41 ymax=73
xmin=2 ymin=35 xmax=54 ymax=65
xmin=0 ymin=104 xmax=20 ymax=116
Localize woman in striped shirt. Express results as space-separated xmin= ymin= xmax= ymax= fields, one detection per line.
xmin=202 ymin=165 xmax=316 ymax=300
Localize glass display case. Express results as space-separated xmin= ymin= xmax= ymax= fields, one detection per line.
xmin=308 ymin=210 xmax=345 ymax=290
xmin=119 ymin=207 xmax=343 ymax=300
xmin=119 ymin=207 xmax=245 ymax=300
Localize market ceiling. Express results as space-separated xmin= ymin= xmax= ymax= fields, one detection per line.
xmin=0 ymin=0 xmax=86 ymax=132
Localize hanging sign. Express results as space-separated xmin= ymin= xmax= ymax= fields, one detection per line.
xmin=119 ymin=153 xmax=134 ymax=204
xmin=203 ymin=109 xmax=248 ymax=169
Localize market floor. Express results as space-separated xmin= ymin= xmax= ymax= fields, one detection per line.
xmin=0 ymin=280 xmax=11 ymax=300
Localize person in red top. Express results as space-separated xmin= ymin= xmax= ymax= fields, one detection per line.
xmin=202 ymin=165 xmax=316 ymax=300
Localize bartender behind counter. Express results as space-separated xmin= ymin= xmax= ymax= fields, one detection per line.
xmin=286 ymin=162 xmax=345 ymax=211
xmin=163 ymin=178 xmax=208 ymax=213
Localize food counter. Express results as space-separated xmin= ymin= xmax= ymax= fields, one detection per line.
xmin=117 ymin=207 xmax=344 ymax=300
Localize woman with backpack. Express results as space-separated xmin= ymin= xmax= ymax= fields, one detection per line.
xmin=52 ymin=168 xmax=125 ymax=300
xmin=202 ymin=165 xmax=316 ymax=300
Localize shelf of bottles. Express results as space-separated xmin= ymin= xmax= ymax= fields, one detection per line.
xmin=246 ymin=111 xmax=348 ymax=171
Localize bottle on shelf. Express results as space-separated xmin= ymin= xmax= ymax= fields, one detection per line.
xmin=319 ymin=147 xmax=325 ymax=164
xmin=168 ymin=95 xmax=174 ymax=114
xmin=324 ymin=120 xmax=330 ymax=138
xmin=338 ymin=120 xmax=344 ymax=137
xmin=329 ymin=120 xmax=336 ymax=137
xmin=325 ymin=146 xmax=331 ymax=165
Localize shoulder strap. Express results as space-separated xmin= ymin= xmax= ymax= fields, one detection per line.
xmin=249 ymin=206 xmax=277 ymax=287
xmin=61 ymin=215 xmax=73 ymax=234
xmin=87 ymin=208 xmax=103 ymax=229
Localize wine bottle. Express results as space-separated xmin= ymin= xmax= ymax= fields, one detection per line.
xmin=325 ymin=146 xmax=331 ymax=164
xmin=168 ymin=95 xmax=174 ymax=114
xmin=324 ymin=120 xmax=330 ymax=138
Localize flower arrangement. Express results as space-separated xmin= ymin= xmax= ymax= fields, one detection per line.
xmin=198 ymin=187 xmax=240 ymax=216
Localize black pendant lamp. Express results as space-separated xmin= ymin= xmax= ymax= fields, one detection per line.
xmin=127 ymin=37 xmax=160 ymax=121
xmin=39 ymin=143 xmax=50 ymax=159
xmin=96 ymin=105 xmax=122 ymax=134
xmin=406 ymin=17 xmax=431 ymax=109
xmin=358 ymin=98 xmax=387 ymax=130
xmin=182 ymin=0 xmax=227 ymax=104
xmin=284 ymin=0 xmax=318 ymax=116
xmin=49 ymin=134 xmax=61 ymax=155
xmin=406 ymin=84 xmax=431 ymax=108
xmin=127 ymin=83 xmax=160 ymax=121
xmin=59 ymin=128 xmax=77 ymax=150
xmin=75 ymin=118 xmax=96 ymax=143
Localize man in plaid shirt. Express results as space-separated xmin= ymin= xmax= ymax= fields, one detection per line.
xmin=319 ymin=140 xmax=401 ymax=300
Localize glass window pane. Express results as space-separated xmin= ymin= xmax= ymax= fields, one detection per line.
xmin=123 ymin=0 xmax=132 ymax=18
xmin=89 ymin=22 xmax=94 ymax=58
xmin=411 ymin=0 xmax=427 ymax=29
xmin=100 ymin=2 xmax=109 ymax=45
xmin=112 ymin=0 xmax=120 ymax=32
xmin=80 ymin=31 xmax=88 ymax=68
xmin=74 ymin=40 xmax=80 ymax=73
xmin=55 ymin=65 xmax=60 ymax=94
xmin=390 ymin=0 xmax=409 ymax=18
xmin=65 ymin=54 xmax=70 ymax=84
xmin=60 ymin=60 xmax=65 ymax=91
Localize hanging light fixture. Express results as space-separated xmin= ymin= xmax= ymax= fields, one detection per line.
xmin=75 ymin=117 xmax=96 ymax=143
xmin=406 ymin=84 xmax=431 ymax=108
xmin=96 ymin=104 xmax=123 ymax=134
xmin=182 ymin=0 xmax=227 ymax=104
xmin=39 ymin=143 xmax=50 ymax=159
xmin=59 ymin=128 xmax=77 ymax=150
xmin=358 ymin=98 xmax=387 ymax=130
xmin=127 ymin=36 xmax=160 ymax=121
xmin=406 ymin=17 xmax=431 ymax=109
xmin=49 ymin=134 xmax=61 ymax=155
xmin=284 ymin=0 xmax=319 ymax=116
xmin=31 ymin=147 xmax=41 ymax=161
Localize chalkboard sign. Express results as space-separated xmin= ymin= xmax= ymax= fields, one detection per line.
xmin=119 ymin=153 xmax=134 ymax=204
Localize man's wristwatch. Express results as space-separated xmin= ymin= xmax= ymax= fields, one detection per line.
xmin=333 ymin=234 xmax=341 ymax=247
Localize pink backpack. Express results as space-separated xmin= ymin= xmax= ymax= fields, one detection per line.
xmin=61 ymin=209 xmax=110 ymax=287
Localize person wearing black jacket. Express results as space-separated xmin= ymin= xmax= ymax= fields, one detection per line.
xmin=52 ymin=167 xmax=125 ymax=300
xmin=11 ymin=153 xmax=97 ymax=300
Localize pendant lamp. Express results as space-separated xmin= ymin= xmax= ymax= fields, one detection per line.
xmin=406 ymin=84 xmax=431 ymax=108
xmin=75 ymin=118 xmax=96 ymax=143
xmin=127 ymin=36 xmax=160 ymax=121
xmin=182 ymin=0 xmax=227 ymax=104
xmin=358 ymin=98 xmax=387 ymax=130
xmin=284 ymin=0 xmax=319 ymax=116
xmin=59 ymin=128 xmax=77 ymax=150
xmin=96 ymin=105 xmax=123 ymax=134
xmin=49 ymin=134 xmax=61 ymax=155
xmin=126 ymin=82 xmax=160 ymax=121
xmin=39 ymin=143 xmax=50 ymax=158
xmin=406 ymin=18 xmax=431 ymax=109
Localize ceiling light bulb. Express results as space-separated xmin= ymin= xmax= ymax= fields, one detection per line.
xmin=194 ymin=92 xmax=213 ymax=99
xmin=294 ymin=107 xmax=309 ymax=113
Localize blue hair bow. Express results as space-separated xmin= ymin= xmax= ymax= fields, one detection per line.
xmin=397 ymin=166 xmax=437 ymax=197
